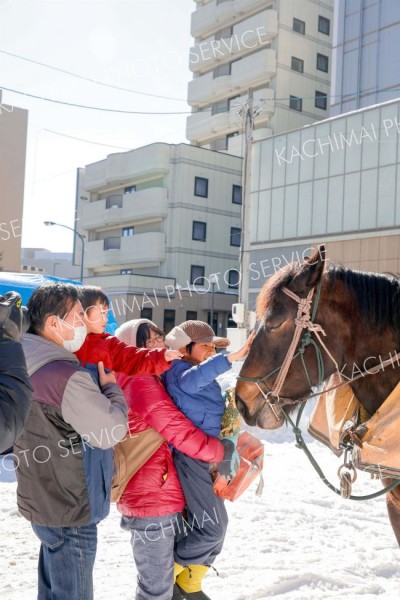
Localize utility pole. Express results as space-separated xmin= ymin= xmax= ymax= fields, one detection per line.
xmin=238 ymin=88 xmax=255 ymax=325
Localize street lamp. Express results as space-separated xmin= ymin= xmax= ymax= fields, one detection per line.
xmin=209 ymin=273 xmax=218 ymax=334
xmin=44 ymin=221 xmax=85 ymax=282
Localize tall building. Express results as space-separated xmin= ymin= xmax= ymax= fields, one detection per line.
xmin=247 ymin=98 xmax=400 ymax=308
xmin=77 ymin=143 xmax=243 ymax=332
xmin=187 ymin=0 xmax=334 ymax=156
xmin=331 ymin=0 xmax=400 ymax=117
xmin=0 ymin=92 xmax=28 ymax=272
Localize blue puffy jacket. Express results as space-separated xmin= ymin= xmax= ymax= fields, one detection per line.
xmin=162 ymin=354 xmax=231 ymax=437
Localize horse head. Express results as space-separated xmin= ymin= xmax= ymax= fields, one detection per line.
xmin=236 ymin=245 xmax=344 ymax=429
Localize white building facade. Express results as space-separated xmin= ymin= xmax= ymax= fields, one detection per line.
xmin=331 ymin=0 xmax=400 ymax=116
xmin=247 ymin=98 xmax=400 ymax=307
xmin=77 ymin=143 xmax=243 ymax=332
xmin=187 ymin=0 xmax=334 ymax=156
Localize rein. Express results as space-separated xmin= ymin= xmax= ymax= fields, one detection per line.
xmin=237 ymin=281 xmax=400 ymax=499
xmin=282 ymin=402 xmax=400 ymax=501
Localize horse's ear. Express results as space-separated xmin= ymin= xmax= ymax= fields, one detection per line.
xmin=289 ymin=245 xmax=326 ymax=293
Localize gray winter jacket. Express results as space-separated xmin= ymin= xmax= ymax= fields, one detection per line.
xmin=14 ymin=334 xmax=128 ymax=527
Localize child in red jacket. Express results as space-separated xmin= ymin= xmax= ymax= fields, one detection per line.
xmin=75 ymin=286 xmax=181 ymax=375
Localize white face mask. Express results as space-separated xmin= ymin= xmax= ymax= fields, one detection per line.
xmin=56 ymin=319 xmax=87 ymax=352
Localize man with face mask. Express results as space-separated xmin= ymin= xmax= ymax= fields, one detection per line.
xmin=13 ymin=282 xmax=128 ymax=600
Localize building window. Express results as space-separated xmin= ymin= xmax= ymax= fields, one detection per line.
xmin=230 ymin=227 xmax=241 ymax=247
xmin=215 ymin=25 xmax=233 ymax=40
xmin=232 ymin=184 xmax=242 ymax=205
xmin=317 ymin=53 xmax=329 ymax=73
xmin=212 ymin=99 xmax=229 ymax=115
xmin=211 ymin=138 xmax=228 ymax=151
xmin=192 ymin=221 xmax=207 ymax=242
xmin=186 ymin=311 xmax=197 ymax=321
xmin=315 ymin=91 xmax=327 ymax=110
xmin=291 ymin=56 xmax=304 ymax=73
xmin=293 ymin=18 xmax=305 ymax=35
xmin=289 ymin=95 xmax=303 ymax=112
xmin=228 ymin=269 xmax=239 ymax=289
xmin=122 ymin=227 xmax=134 ymax=236
xmin=163 ymin=309 xmax=175 ymax=334
xmin=120 ymin=268 xmax=133 ymax=274
xmin=141 ymin=307 xmax=153 ymax=320
xmin=207 ymin=311 xmax=218 ymax=334
xmin=228 ymin=95 xmax=240 ymax=111
xmin=104 ymin=237 xmax=121 ymax=250
xmin=213 ymin=63 xmax=231 ymax=78
xmin=318 ymin=16 xmax=330 ymax=36
xmin=124 ymin=185 xmax=136 ymax=193
xmin=190 ymin=265 xmax=205 ymax=285
xmin=106 ymin=195 xmax=123 ymax=209
xmin=194 ymin=176 xmax=208 ymax=198
xmin=226 ymin=131 xmax=239 ymax=148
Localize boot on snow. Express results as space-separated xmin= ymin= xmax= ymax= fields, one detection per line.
xmin=175 ymin=565 xmax=212 ymax=600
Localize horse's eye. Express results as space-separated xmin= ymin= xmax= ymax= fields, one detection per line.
xmin=267 ymin=321 xmax=283 ymax=331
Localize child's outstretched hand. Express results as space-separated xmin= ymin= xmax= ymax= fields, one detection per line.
xmin=227 ymin=330 xmax=256 ymax=363
xmin=98 ymin=361 xmax=116 ymax=386
xmin=164 ymin=349 xmax=183 ymax=362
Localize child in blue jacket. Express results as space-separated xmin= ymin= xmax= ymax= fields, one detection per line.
xmin=163 ymin=320 xmax=253 ymax=600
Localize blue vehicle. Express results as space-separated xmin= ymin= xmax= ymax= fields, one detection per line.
xmin=0 ymin=272 xmax=119 ymax=333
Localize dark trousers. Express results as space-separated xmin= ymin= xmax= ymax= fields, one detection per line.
xmin=173 ymin=450 xmax=228 ymax=566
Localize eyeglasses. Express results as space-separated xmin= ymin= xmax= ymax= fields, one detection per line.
xmin=145 ymin=335 xmax=165 ymax=348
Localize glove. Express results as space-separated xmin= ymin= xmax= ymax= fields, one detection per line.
xmin=216 ymin=437 xmax=240 ymax=480
xmin=0 ymin=291 xmax=29 ymax=341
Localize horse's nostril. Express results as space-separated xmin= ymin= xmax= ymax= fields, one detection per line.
xmin=235 ymin=395 xmax=247 ymax=418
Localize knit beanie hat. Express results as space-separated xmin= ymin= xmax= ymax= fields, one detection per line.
xmin=114 ymin=318 xmax=156 ymax=347
xmin=165 ymin=320 xmax=230 ymax=351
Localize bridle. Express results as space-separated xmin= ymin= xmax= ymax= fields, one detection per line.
xmin=237 ymin=279 xmax=400 ymax=500
xmin=236 ymin=281 xmax=338 ymax=420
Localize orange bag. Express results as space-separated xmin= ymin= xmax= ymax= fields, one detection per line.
xmin=213 ymin=430 xmax=264 ymax=502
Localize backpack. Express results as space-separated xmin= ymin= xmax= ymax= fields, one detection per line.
xmin=111 ymin=427 xmax=164 ymax=503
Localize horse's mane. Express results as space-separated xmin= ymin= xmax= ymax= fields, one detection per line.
xmin=326 ymin=265 xmax=400 ymax=331
xmin=256 ymin=261 xmax=400 ymax=332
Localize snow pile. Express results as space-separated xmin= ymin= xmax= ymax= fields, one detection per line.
xmin=1 ymin=367 xmax=399 ymax=598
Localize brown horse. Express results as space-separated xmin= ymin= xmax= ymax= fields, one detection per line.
xmin=235 ymin=245 xmax=400 ymax=543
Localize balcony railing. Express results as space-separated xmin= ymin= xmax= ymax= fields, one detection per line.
xmin=191 ymin=0 xmax=268 ymax=38
xmin=188 ymin=48 xmax=276 ymax=106
xmin=85 ymin=232 xmax=166 ymax=269
xmin=82 ymin=188 xmax=168 ymax=230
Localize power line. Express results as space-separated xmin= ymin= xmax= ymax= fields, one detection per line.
xmin=41 ymin=128 xmax=131 ymax=150
xmin=0 ymin=49 xmax=187 ymax=102
xmin=0 ymin=86 xmax=192 ymax=114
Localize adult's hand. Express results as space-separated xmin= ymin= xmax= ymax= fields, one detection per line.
xmin=98 ymin=361 xmax=116 ymax=386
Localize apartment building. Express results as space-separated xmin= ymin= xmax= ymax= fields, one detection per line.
xmin=77 ymin=143 xmax=243 ymax=332
xmin=187 ymin=0 xmax=334 ymax=156
xmin=331 ymin=0 xmax=400 ymax=116
xmin=0 ymin=92 xmax=28 ymax=272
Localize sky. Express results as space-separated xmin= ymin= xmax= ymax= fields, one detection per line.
xmin=0 ymin=0 xmax=193 ymax=251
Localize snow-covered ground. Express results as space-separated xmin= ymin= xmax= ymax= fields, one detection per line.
xmin=1 ymin=367 xmax=399 ymax=599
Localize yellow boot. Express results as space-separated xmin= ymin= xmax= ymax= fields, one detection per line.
xmin=176 ymin=565 xmax=211 ymax=599
xmin=174 ymin=563 xmax=186 ymax=582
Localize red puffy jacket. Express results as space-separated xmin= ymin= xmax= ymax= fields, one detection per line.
xmin=76 ymin=333 xmax=170 ymax=375
xmin=116 ymin=373 xmax=224 ymax=518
